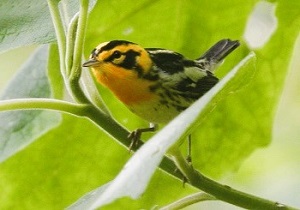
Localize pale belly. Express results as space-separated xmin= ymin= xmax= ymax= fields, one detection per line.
xmin=127 ymin=99 xmax=189 ymax=124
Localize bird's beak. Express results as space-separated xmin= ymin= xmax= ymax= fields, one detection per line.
xmin=82 ymin=58 xmax=101 ymax=67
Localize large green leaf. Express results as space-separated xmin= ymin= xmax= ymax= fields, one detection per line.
xmin=0 ymin=46 xmax=61 ymax=162
xmin=0 ymin=0 xmax=96 ymax=53
xmin=0 ymin=1 xmax=55 ymax=52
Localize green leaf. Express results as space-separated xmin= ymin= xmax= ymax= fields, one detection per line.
xmin=0 ymin=0 xmax=96 ymax=53
xmin=0 ymin=46 xmax=61 ymax=162
xmin=85 ymin=0 xmax=256 ymax=55
xmin=0 ymin=1 xmax=55 ymax=52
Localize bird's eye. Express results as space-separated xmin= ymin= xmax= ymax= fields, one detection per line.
xmin=112 ymin=50 xmax=122 ymax=58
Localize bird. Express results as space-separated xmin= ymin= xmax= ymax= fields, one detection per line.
xmin=83 ymin=39 xmax=240 ymax=149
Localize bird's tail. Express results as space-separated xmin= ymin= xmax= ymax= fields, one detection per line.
xmin=196 ymin=39 xmax=240 ymax=71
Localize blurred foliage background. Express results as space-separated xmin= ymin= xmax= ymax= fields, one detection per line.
xmin=0 ymin=0 xmax=300 ymax=209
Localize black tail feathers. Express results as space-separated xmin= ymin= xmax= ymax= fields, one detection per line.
xmin=197 ymin=39 xmax=240 ymax=63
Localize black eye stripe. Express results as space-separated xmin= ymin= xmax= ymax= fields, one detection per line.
xmin=120 ymin=50 xmax=141 ymax=69
xmin=105 ymin=50 xmax=141 ymax=65
xmin=104 ymin=51 xmax=124 ymax=62
xmin=104 ymin=50 xmax=143 ymax=77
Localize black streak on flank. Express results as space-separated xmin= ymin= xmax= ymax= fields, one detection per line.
xmin=149 ymin=83 xmax=161 ymax=92
xmin=172 ymin=103 xmax=187 ymax=112
xmin=175 ymin=74 xmax=219 ymax=100
xmin=143 ymin=70 xmax=160 ymax=81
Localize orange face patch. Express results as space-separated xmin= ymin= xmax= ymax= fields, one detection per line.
xmin=91 ymin=63 xmax=157 ymax=105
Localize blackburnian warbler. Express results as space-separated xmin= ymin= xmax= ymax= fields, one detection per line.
xmin=83 ymin=39 xmax=240 ymax=147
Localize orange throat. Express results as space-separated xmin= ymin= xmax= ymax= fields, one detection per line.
xmin=92 ymin=68 xmax=157 ymax=106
